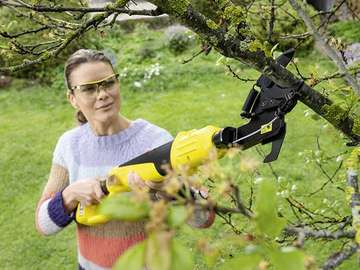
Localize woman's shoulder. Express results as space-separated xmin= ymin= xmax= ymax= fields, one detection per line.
xmin=135 ymin=119 xmax=173 ymax=148
xmin=136 ymin=119 xmax=171 ymax=136
xmin=55 ymin=124 xmax=88 ymax=146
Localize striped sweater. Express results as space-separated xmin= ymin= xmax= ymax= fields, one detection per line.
xmin=35 ymin=119 xmax=214 ymax=269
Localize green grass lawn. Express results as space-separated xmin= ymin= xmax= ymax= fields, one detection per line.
xmin=0 ymin=24 xmax=357 ymax=269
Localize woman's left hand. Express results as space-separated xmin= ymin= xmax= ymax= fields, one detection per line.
xmin=127 ymin=172 xmax=148 ymax=191
xmin=127 ymin=172 xmax=165 ymax=191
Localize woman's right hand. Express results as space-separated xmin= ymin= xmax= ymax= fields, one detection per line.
xmin=62 ymin=179 xmax=105 ymax=213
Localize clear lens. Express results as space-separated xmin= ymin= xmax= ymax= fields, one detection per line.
xmin=80 ymin=84 xmax=98 ymax=94
xmin=100 ymin=78 xmax=117 ymax=89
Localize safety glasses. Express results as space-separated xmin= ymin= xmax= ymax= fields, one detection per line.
xmin=70 ymin=73 xmax=119 ymax=98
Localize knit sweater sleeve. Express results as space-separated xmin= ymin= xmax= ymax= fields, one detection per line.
xmin=35 ymin=163 xmax=74 ymax=236
xmin=52 ymin=132 xmax=68 ymax=168
xmin=35 ymin=134 xmax=74 ymax=236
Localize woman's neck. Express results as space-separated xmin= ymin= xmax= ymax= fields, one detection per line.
xmin=90 ymin=115 xmax=131 ymax=136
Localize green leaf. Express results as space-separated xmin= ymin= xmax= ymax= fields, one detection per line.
xmin=270 ymin=247 xmax=305 ymax=270
xmin=170 ymin=239 xmax=194 ymax=270
xmin=167 ymin=205 xmax=189 ymax=228
xmin=114 ymin=241 xmax=146 ymax=270
xmin=204 ymin=248 xmax=220 ymax=269
xmin=254 ymin=179 xmax=286 ymax=238
xmin=146 ymin=231 xmax=172 ymax=270
xmin=218 ymin=254 xmax=262 ymax=270
xmin=100 ymin=193 xmax=150 ymax=221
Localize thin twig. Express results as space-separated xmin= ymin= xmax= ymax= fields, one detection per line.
xmin=226 ymin=65 xmax=256 ymax=82
xmin=309 ymin=136 xmax=344 ymax=196
xmin=215 ymin=212 xmax=242 ymax=234
xmin=231 ymin=185 xmax=253 ymax=218
xmin=182 ymin=47 xmax=208 ymax=64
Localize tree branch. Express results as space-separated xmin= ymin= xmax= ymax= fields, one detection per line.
xmin=267 ymin=0 xmax=276 ymax=44
xmin=346 ymin=169 xmax=360 ymax=245
xmin=0 ymin=26 xmax=49 ymax=39
xmin=0 ymin=11 xmax=113 ymax=72
xmin=310 ymin=66 xmax=360 ymax=87
xmin=322 ymin=243 xmax=359 ymax=270
xmin=284 ymin=226 xmax=356 ymax=240
xmin=0 ymin=0 xmax=164 ymax=16
xmin=320 ymin=168 xmax=360 ymax=269
xmin=231 ymin=184 xmax=253 ymax=218
xmin=288 ymin=0 xmax=360 ymax=96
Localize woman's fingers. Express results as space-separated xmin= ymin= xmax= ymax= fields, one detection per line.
xmin=73 ymin=179 xmax=105 ymax=205
xmin=146 ymin=180 xmax=166 ymax=191
xmin=198 ymin=187 xmax=209 ymax=199
xmin=93 ymin=181 xmax=105 ymax=201
xmin=82 ymin=195 xmax=99 ymax=206
xmin=128 ymin=172 xmax=148 ymax=191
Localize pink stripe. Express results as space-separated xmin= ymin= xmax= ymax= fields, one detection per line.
xmin=77 ymin=228 xmax=146 ymax=268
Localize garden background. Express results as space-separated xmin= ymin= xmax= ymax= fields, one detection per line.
xmin=0 ymin=1 xmax=360 ymax=269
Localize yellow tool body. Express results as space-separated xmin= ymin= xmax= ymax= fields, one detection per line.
xmin=75 ymin=126 xmax=222 ymax=226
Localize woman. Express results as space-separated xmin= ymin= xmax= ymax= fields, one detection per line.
xmin=35 ymin=49 xmax=214 ymax=270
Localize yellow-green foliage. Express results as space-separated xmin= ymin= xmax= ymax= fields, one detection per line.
xmin=115 ymin=0 xmax=130 ymax=6
xmin=248 ymin=39 xmax=271 ymax=57
xmin=322 ymin=103 xmax=348 ymax=126
xmin=352 ymin=118 xmax=360 ymax=135
xmin=206 ymin=19 xmax=219 ymax=30
xmin=223 ymin=5 xmax=245 ymax=25
xmin=153 ymin=0 xmax=190 ymax=16
xmin=222 ymin=3 xmax=249 ymax=36
xmin=190 ymin=0 xmax=219 ymax=21
xmin=246 ymin=0 xmax=317 ymax=50
xmin=345 ymin=148 xmax=360 ymax=170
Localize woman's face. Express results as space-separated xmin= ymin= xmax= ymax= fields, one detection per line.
xmin=68 ymin=61 xmax=121 ymax=125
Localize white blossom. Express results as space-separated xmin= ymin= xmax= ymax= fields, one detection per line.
xmin=336 ymin=156 xmax=343 ymax=162
xmin=254 ymin=176 xmax=263 ymax=184
xmin=134 ymin=81 xmax=142 ymax=88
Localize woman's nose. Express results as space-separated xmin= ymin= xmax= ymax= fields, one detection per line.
xmin=96 ymin=86 xmax=109 ymax=99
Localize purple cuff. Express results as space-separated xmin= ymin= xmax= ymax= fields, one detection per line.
xmin=48 ymin=191 xmax=74 ymax=227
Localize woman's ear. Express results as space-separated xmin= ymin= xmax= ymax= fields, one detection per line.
xmin=67 ymin=91 xmax=79 ymax=110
